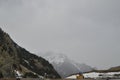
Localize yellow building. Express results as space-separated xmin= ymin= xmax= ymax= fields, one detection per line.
xmin=76 ymin=73 xmax=84 ymax=79
xmin=66 ymin=73 xmax=84 ymax=79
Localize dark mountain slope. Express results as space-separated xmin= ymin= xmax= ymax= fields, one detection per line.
xmin=0 ymin=28 xmax=61 ymax=78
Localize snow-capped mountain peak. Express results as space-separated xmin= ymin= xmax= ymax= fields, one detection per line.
xmin=41 ymin=52 xmax=93 ymax=78
xmin=42 ymin=52 xmax=67 ymax=64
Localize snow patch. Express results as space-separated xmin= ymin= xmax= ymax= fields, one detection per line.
xmin=83 ymin=72 xmax=120 ymax=79
xmin=83 ymin=72 xmax=100 ymax=78
xmin=24 ymin=59 xmax=30 ymax=65
xmin=66 ymin=75 xmax=76 ymax=79
xmin=14 ymin=70 xmax=23 ymax=78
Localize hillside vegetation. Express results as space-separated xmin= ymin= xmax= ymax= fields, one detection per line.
xmin=0 ymin=28 xmax=61 ymax=78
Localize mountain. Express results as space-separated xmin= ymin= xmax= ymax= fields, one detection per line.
xmin=0 ymin=28 xmax=61 ymax=79
xmin=41 ymin=52 xmax=93 ymax=78
xmin=108 ymin=66 xmax=120 ymax=71
xmin=87 ymin=66 xmax=120 ymax=73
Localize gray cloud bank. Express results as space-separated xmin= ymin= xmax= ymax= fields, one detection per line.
xmin=0 ymin=0 xmax=120 ymax=69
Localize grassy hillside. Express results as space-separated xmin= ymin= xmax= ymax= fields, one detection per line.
xmin=86 ymin=66 xmax=120 ymax=73
xmin=0 ymin=28 xmax=61 ymax=78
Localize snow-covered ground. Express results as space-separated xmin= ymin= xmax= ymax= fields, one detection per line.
xmin=66 ymin=74 xmax=77 ymax=79
xmin=83 ymin=72 xmax=120 ymax=79
xmin=66 ymin=72 xmax=120 ymax=79
xmin=83 ymin=72 xmax=100 ymax=79
xmin=14 ymin=70 xmax=23 ymax=78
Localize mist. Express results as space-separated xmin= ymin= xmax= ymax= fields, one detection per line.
xmin=0 ymin=0 xmax=120 ymax=69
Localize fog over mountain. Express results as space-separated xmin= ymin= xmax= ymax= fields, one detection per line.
xmin=41 ymin=52 xmax=93 ymax=78
xmin=0 ymin=0 xmax=120 ymax=69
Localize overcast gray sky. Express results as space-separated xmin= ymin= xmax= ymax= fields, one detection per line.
xmin=0 ymin=0 xmax=120 ymax=69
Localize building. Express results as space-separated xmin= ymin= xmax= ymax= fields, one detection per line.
xmin=66 ymin=73 xmax=84 ymax=79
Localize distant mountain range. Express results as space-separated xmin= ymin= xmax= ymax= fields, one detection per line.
xmin=0 ymin=28 xmax=60 ymax=78
xmin=109 ymin=66 xmax=120 ymax=71
xmin=90 ymin=66 xmax=120 ymax=73
xmin=41 ymin=52 xmax=94 ymax=78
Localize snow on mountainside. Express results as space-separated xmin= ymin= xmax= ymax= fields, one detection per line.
xmin=44 ymin=52 xmax=66 ymax=64
xmin=74 ymin=63 xmax=94 ymax=72
xmin=0 ymin=28 xmax=61 ymax=78
xmin=41 ymin=52 xmax=93 ymax=78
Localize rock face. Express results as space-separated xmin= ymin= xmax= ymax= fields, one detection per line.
xmin=0 ymin=28 xmax=61 ymax=78
xmin=42 ymin=52 xmax=93 ymax=78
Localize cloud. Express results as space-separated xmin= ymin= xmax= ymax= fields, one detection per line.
xmin=0 ymin=0 xmax=120 ymax=69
